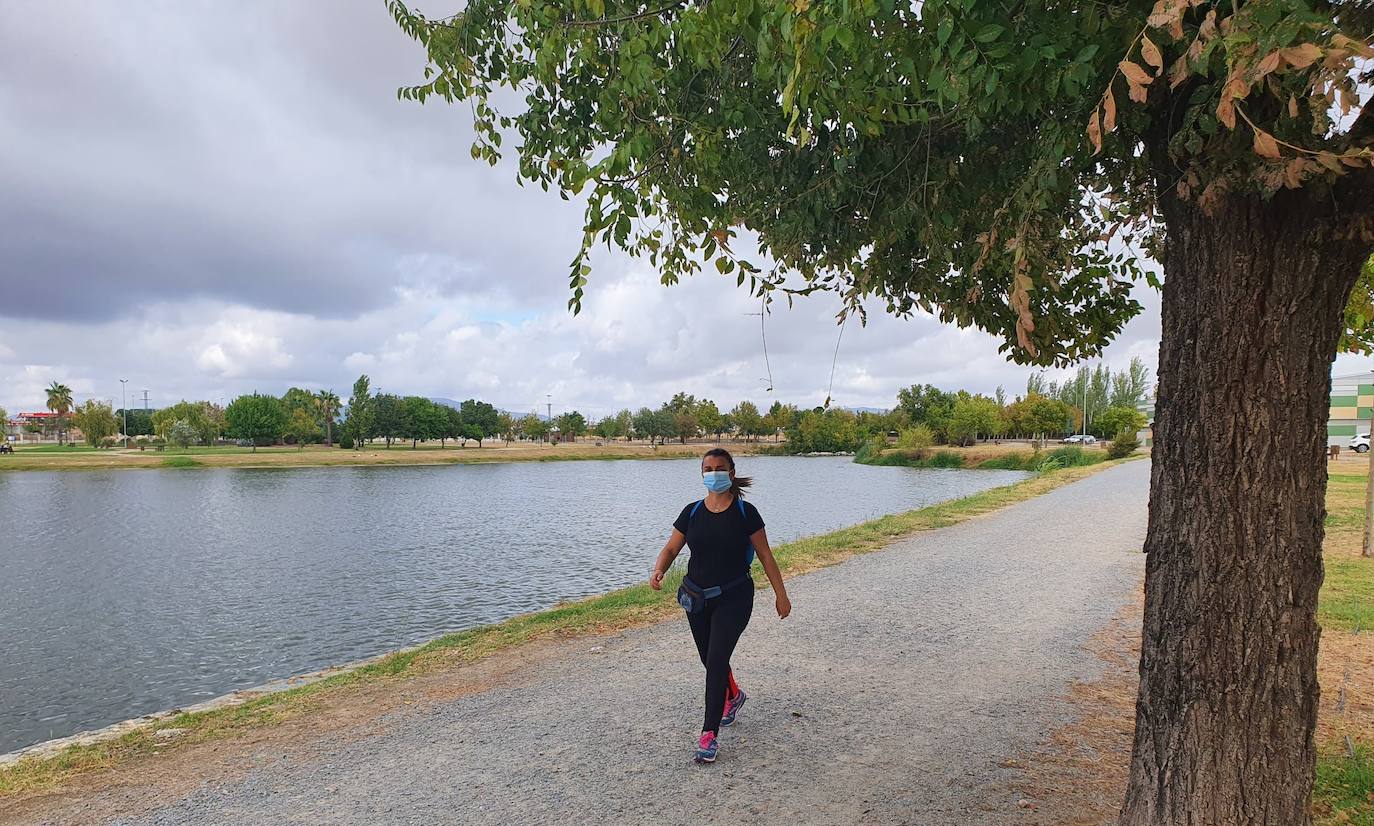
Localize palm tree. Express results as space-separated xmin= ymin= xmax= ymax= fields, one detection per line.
xmin=316 ymin=390 xmax=340 ymax=447
xmin=45 ymin=382 xmax=73 ymax=445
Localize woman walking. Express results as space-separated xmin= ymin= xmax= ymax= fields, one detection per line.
xmin=649 ymin=448 xmax=792 ymax=763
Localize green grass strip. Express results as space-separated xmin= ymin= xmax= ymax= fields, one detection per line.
xmin=1315 ymin=743 xmax=1374 ymax=825
xmin=0 ymin=458 xmax=1126 ymax=798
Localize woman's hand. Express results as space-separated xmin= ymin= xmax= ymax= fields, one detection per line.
xmin=775 ymin=592 xmax=792 ymax=619
xmin=649 ymin=568 xmax=665 ymax=591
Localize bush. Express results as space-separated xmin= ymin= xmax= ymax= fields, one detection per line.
xmin=168 ymin=419 xmax=197 ymax=450
xmin=99 ymin=436 xmax=119 ymax=449
xmin=928 ymin=450 xmax=965 ymax=468
xmin=1107 ymin=428 xmax=1141 ymax=459
xmin=854 ymin=435 xmax=888 ymax=463
xmin=896 ymin=425 xmax=935 ymax=453
xmin=338 ymin=432 xmax=355 ymax=449
xmin=977 ymin=454 xmax=1035 ymax=470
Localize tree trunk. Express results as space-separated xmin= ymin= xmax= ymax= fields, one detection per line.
xmin=1121 ymin=188 xmax=1368 ymax=824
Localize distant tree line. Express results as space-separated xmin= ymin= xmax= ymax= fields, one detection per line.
xmin=15 ymin=358 xmax=1151 ymax=453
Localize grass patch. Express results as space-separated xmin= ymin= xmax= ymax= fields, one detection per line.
xmin=160 ymin=457 xmax=201 ymax=468
xmin=0 ymin=457 xmax=1128 ymax=798
xmin=858 ymin=444 xmax=1111 ymax=472
xmin=1318 ymin=469 xmax=1374 ymax=631
xmin=1322 ymin=557 xmax=1374 ymax=632
xmin=1315 ymin=744 xmax=1374 ymax=825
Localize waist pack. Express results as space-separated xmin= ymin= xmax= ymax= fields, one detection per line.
xmin=677 ymin=574 xmax=751 ymax=615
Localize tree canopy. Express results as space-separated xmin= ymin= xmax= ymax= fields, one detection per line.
xmin=390 ymin=0 xmax=1372 ymax=367
xmin=225 ymin=394 xmax=288 ymax=450
xmin=71 ymin=400 xmax=118 ymax=447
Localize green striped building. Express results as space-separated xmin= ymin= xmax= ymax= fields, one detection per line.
xmin=1329 ymin=371 xmax=1374 ymax=445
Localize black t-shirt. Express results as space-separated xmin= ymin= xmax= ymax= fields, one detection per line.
xmin=672 ymin=497 xmax=765 ymax=588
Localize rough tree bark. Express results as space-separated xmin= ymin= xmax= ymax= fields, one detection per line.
xmin=1120 ymin=185 xmax=1371 ymax=824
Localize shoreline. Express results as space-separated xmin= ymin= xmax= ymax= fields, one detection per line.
xmin=0 ymin=458 xmax=1132 ymax=798
xmin=0 ymin=440 xmax=1065 ymax=474
xmin=0 ymin=441 xmax=765 ymax=473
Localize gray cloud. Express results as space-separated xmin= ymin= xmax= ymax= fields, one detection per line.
xmin=0 ymin=1 xmax=584 ymax=322
xmin=0 ymin=0 xmax=1170 ymax=416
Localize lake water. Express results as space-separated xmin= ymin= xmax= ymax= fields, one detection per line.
xmin=0 ymin=456 xmax=1027 ymax=753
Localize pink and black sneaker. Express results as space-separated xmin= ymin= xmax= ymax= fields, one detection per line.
xmin=693 ymin=731 xmax=719 ymax=763
xmin=720 ymin=689 xmax=748 ymax=727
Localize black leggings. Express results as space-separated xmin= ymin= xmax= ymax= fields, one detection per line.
xmin=687 ymin=581 xmax=754 ymax=734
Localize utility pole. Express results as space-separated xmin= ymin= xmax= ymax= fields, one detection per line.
xmin=1080 ymin=374 xmax=1087 ymax=438
xmin=1364 ymin=368 xmax=1374 ymax=558
xmin=120 ymin=379 xmax=128 ymax=448
xmin=141 ymin=389 xmax=150 ymax=411
xmin=546 ymin=394 xmax=552 ymax=422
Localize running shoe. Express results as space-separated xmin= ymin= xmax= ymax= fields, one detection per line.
xmin=720 ymin=689 xmax=748 ymax=727
xmin=694 ymin=731 xmax=718 ymax=763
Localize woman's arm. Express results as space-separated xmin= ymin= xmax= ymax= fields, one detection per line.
xmin=750 ymin=528 xmax=791 ymax=619
xmin=649 ymin=529 xmax=687 ymax=590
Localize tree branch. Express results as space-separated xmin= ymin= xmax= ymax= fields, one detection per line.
xmin=563 ymin=2 xmax=687 ymax=27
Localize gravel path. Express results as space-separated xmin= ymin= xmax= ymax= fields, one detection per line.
xmin=54 ymin=461 xmax=1149 ymax=826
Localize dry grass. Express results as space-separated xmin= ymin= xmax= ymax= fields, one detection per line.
xmin=0 ymin=441 xmax=750 ymax=472
xmin=1015 ymin=455 xmax=1374 ymax=824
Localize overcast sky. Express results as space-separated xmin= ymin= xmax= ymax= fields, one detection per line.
xmin=1 ymin=2 xmax=1366 ymax=418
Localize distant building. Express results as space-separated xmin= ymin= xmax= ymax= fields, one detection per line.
xmin=1328 ymin=372 xmax=1374 ymax=445
xmin=12 ymin=411 xmax=81 ymax=443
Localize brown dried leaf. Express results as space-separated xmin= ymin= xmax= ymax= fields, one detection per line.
xmin=1280 ymin=43 xmax=1324 ymax=69
xmin=1217 ymin=97 xmax=1236 ymax=130
xmin=1316 ymin=152 xmax=1345 ymax=174
xmin=1120 ymin=60 xmax=1154 ymax=86
xmin=1255 ymin=50 xmax=1282 ymax=78
xmin=1283 ymin=159 xmax=1304 ymax=189
xmin=1103 ymin=87 xmax=1117 ymax=132
xmin=1224 ymin=76 xmax=1250 ymax=101
xmin=1169 ymin=55 xmax=1190 ymax=89
xmin=1176 ymin=177 xmax=1192 ymax=200
xmin=1199 ymin=10 xmax=1218 ymax=40
xmin=1332 ymin=34 xmax=1374 ymax=60
xmin=1252 ymin=128 xmax=1282 ymax=160
xmin=1289 ymin=94 xmax=1299 ymax=119
xmin=1129 ymin=80 xmax=1149 ymax=104
xmin=1324 ymin=48 xmax=1354 ymax=70
xmin=1340 ymin=86 xmax=1357 ymax=116
xmin=1341 ymin=155 xmax=1364 ymax=168
xmin=1142 ymin=37 xmax=1164 ymax=74
xmin=1087 ymin=106 xmax=1103 ymax=154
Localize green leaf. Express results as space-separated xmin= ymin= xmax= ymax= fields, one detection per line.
xmin=975 ymin=24 xmax=1003 ymax=43
xmin=936 ymin=17 xmax=954 ymax=47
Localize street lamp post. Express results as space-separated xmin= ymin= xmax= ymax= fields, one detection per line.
xmin=119 ymin=379 xmax=128 ymax=448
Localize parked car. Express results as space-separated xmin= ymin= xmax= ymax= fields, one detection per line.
xmin=1351 ymin=433 xmax=1369 ymax=453
xmin=1061 ymin=434 xmax=1097 ymax=445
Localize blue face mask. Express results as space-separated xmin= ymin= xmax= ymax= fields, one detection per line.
xmin=702 ymin=470 xmax=732 ymax=493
